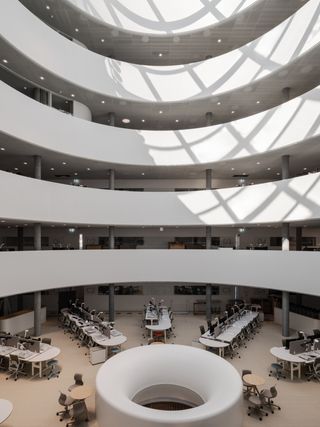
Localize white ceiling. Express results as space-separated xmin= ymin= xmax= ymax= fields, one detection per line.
xmin=18 ymin=0 xmax=308 ymax=65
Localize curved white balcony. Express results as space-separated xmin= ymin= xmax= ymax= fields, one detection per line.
xmin=0 ymin=249 xmax=319 ymax=298
xmin=19 ymin=0 xmax=308 ymax=65
xmin=1 ymin=171 xmax=320 ymax=226
xmin=1 ymin=0 xmax=320 ymax=128
xmin=1 ymin=81 xmax=320 ymax=172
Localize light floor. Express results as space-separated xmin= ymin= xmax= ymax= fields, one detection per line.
xmin=0 ymin=313 xmax=319 ymax=427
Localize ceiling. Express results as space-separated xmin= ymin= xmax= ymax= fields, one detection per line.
xmin=18 ymin=0 xmax=308 ymax=65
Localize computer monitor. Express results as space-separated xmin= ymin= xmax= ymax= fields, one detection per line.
xmin=209 ymin=324 xmax=215 ymax=335
xmin=219 ymin=315 xmax=227 ymax=324
xmin=289 ymin=339 xmax=309 ymax=355
xmin=28 ymin=340 xmax=41 ymax=353
xmin=6 ymin=336 xmax=19 ymax=347
xmin=214 ymin=325 xmax=221 ymax=338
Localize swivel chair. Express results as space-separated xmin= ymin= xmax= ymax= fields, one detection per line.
xmin=6 ymin=354 xmax=26 ymax=381
xmin=66 ymin=401 xmax=89 ymax=426
xmin=260 ymin=386 xmax=281 ymax=413
xmin=68 ymin=373 xmax=84 ymax=391
xmin=56 ymin=392 xmax=75 ymax=421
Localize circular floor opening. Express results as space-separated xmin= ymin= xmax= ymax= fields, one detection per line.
xmin=132 ymin=384 xmax=205 ymax=411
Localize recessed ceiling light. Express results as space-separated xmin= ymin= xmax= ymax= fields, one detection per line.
xmin=86 ymin=167 xmax=91 ymax=171
xmin=122 ymin=118 xmax=130 ymax=123
xmin=303 ymin=167 xmax=307 ymax=170
xmin=23 ymin=86 xmax=27 ymax=90
xmin=101 ymin=100 xmax=105 ymax=104
xmin=217 ymin=39 xmax=222 ymax=43
xmin=75 ymin=28 xmax=79 ymax=32
xmin=14 ymin=168 xmax=18 ymax=171
xmin=217 ymin=101 xmax=221 ymax=105
xmin=175 ymin=119 xmax=179 ymax=123
xmin=0 ymin=147 xmax=5 ymax=151
xmin=141 ymin=172 xmax=145 ymax=176
xmin=242 ymin=172 xmax=246 ymax=175
xmin=59 ymin=90 xmax=63 ymax=94
xmin=23 ymin=162 xmax=28 ymax=165
xmin=267 ymin=167 xmax=271 ymax=171
xmin=231 ymin=110 xmax=235 ymax=114
xmin=70 ymin=94 xmax=75 ymax=97
xmin=50 ymin=15 xmax=54 ymax=18
xmin=256 ymin=161 xmax=261 ymax=165
xmin=65 ymin=101 xmax=68 ymax=104
xmin=159 ymin=110 xmax=163 ymax=114
xmin=50 ymin=167 xmax=54 ymax=171
xmin=160 ymin=227 xmax=164 ymax=232
xmin=256 ymin=100 xmax=260 ymax=104
xmin=158 ymin=53 xmax=163 ymax=57
xmin=276 ymin=172 xmax=280 ymax=175
xmin=46 ymin=5 xmax=50 ymax=10
xmin=101 ymin=38 xmax=105 ymax=43
xmin=62 ymin=162 xmax=67 ymax=165
xmin=74 ymin=172 xmax=78 ymax=176
xmin=231 ymin=168 xmax=235 ymax=171
xmin=1 ymin=220 xmax=6 ymax=223
xmin=141 ymin=119 xmax=145 ymax=123
xmin=40 ymin=76 xmax=45 ymax=80
xmin=3 ymin=59 xmax=8 ymax=64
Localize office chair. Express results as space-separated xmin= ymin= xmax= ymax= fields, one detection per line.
xmin=260 ymin=386 xmax=281 ymax=413
xmin=242 ymin=370 xmax=254 ymax=397
xmin=109 ymin=345 xmax=122 ymax=357
xmin=207 ymin=320 xmax=212 ymax=329
xmin=41 ymin=337 xmax=52 ymax=345
xmin=66 ymin=401 xmax=89 ymax=426
xmin=56 ymin=392 xmax=75 ymax=421
xmin=68 ymin=373 xmax=84 ymax=391
xmin=228 ymin=340 xmax=240 ymax=359
xmin=46 ymin=359 xmax=60 ymax=380
xmin=199 ymin=325 xmax=206 ymax=336
xmin=6 ymin=354 xmax=27 ymax=381
xmin=248 ymin=394 xmax=269 ymax=420
xmin=306 ymin=358 xmax=320 ymax=382
xmin=269 ymin=363 xmax=286 ymax=380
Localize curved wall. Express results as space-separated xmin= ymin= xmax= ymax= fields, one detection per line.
xmin=1 ymin=82 xmax=320 ymax=168
xmin=1 ymin=171 xmax=320 ymax=226
xmin=0 ymin=249 xmax=319 ymax=298
xmin=1 ymin=0 xmax=319 ymax=114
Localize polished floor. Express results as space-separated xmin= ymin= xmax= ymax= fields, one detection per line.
xmin=0 ymin=313 xmax=319 ymax=427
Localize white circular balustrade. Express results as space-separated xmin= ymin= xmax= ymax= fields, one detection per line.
xmin=96 ymin=345 xmax=243 ymax=427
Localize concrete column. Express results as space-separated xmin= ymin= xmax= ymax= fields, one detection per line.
xmin=281 ymin=154 xmax=290 ymax=336
xmin=17 ymin=227 xmax=24 ymax=251
xmin=234 ymin=233 xmax=240 ymax=300
xmin=33 ymin=291 xmax=42 ymax=337
xmin=108 ymin=112 xmax=115 ymax=127
xmin=33 ymin=156 xmax=42 ymax=336
xmin=33 ymin=155 xmax=42 ymax=180
xmin=296 ymin=227 xmax=302 ymax=251
xmin=109 ymin=284 xmax=115 ymax=322
xmin=205 ymin=112 xmax=214 ymax=126
xmin=205 ymin=169 xmax=213 ymax=321
xmin=281 ymin=155 xmax=290 ymax=180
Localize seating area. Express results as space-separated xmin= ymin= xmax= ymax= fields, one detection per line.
xmin=142 ymin=299 xmax=175 ymax=343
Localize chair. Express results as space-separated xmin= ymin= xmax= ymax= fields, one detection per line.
xmin=46 ymin=359 xmax=60 ymax=379
xmin=68 ymin=373 xmax=84 ymax=391
xmin=42 ymin=337 xmax=52 ymax=345
xmin=306 ymin=358 xmax=320 ymax=382
xmin=227 ymin=340 xmax=240 ymax=359
xmin=260 ymin=386 xmax=281 ymax=413
xmin=6 ymin=354 xmax=26 ymax=381
xmin=269 ymin=363 xmax=286 ymax=380
xmin=242 ymin=370 xmax=254 ymax=397
xmin=56 ymin=392 xmax=75 ymax=421
xmin=248 ymin=394 xmax=269 ymax=420
xmin=66 ymin=401 xmax=89 ymax=426
xmin=199 ymin=325 xmax=206 ymax=336
xmin=207 ymin=320 xmax=212 ymax=329
xmin=109 ymin=345 xmax=122 ymax=357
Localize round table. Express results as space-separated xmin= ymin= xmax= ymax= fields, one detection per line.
xmin=0 ymin=399 xmax=13 ymax=424
xmin=70 ymin=385 xmax=93 ymax=401
xmin=243 ymin=374 xmax=265 ymax=394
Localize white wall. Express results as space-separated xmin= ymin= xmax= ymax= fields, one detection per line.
xmin=0 ymin=249 xmax=319 ymax=298
xmin=274 ymin=307 xmax=320 ymax=334
xmin=73 ymin=100 xmax=92 ymax=121
xmin=1 ymin=170 xmax=320 ymax=226
xmin=2 ymin=81 xmax=320 ymax=168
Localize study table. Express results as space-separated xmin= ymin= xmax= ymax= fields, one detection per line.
xmin=243 ymin=374 xmax=265 ymax=394
xmin=0 ymin=399 xmax=13 ymax=424
xmin=70 ymin=385 xmax=93 ymax=401
xmin=270 ymin=346 xmax=320 ymax=380
xmin=145 ymin=307 xmax=172 ymax=343
xmin=200 ymin=311 xmax=258 ymax=356
xmin=0 ymin=344 xmax=60 ymax=378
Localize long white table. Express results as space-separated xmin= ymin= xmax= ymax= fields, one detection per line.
xmin=200 ymin=311 xmax=259 ymax=356
xmin=0 ymin=399 xmax=13 ymax=424
xmin=270 ymin=346 xmax=320 ymax=380
xmin=145 ymin=307 xmax=172 ymax=343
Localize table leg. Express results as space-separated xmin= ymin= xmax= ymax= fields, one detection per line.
xmin=164 ymin=331 xmax=166 ymax=343
xmin=291 ymin=363 xmax=294 ymax=381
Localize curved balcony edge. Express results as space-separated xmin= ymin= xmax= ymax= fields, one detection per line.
xmin=0 ymin=249 xmax=319 ymax=298
xmin=1 ymin=170 xmax=320 ymax=227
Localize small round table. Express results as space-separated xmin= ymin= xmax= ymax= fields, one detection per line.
xmin=70 ymin=385 xmax=93 ymax=401
xmin=243 ymin=374 xmax=265 ymax=394
xmin=0 ymin=399 xmax=13 ymax=424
